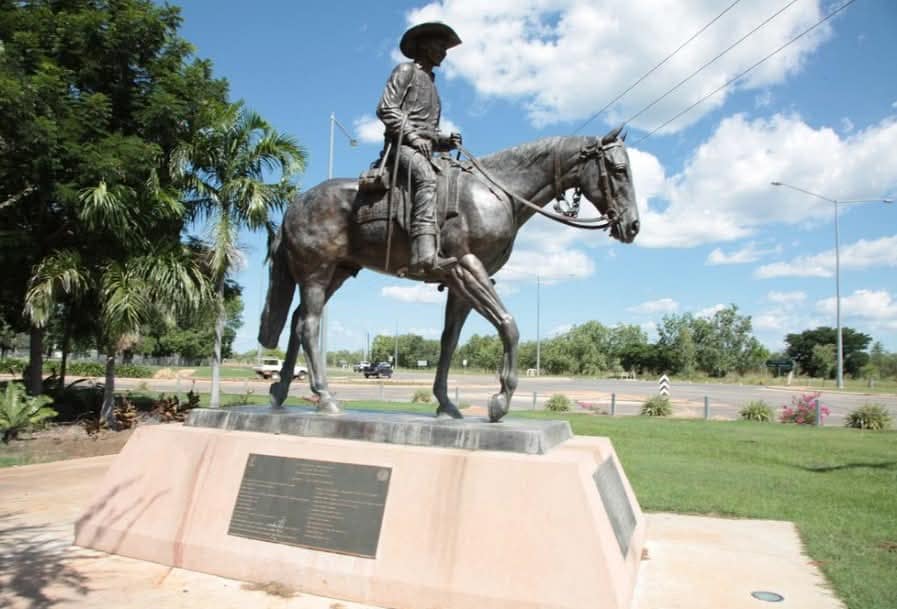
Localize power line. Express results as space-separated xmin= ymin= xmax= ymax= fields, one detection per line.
xmin=572 ymin=0 xmax=744 ymax=135
xmin=624 ymin=0 xmax=801 ymax=126
xmin=634 ymin=0 xmax=857 ymax=145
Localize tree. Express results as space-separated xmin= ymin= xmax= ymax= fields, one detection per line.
xmin=785 ymin=327 xmax=872 ymax=378
xmin=1 ymin=0 xmax=229 ymax=395
xmin=173 ymin=103 xmax=306 ymax=407
xmin=657 ymin=314 xmax=697 ymax=376
xmin=25 ymin=248 xmax=208 ymax=427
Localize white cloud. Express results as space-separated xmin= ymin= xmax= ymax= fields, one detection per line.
xmin=636 ymin=114 xmax=897 ymax=248
xmin=495 ymin=247 xmax=593 ymax=282
xmin=816 ymin=290 xmax=897 ymax=329
xmin=840 ymin=117 xmax=855 ymax=133
xmin=409 ymin=327 xmax=442 ymax=338
xmin=706 ymin=242 xmax=780 ymax=265
xmin=753 ymin=311 xmax=789 ymax=331
xmin=381 ymin=283 xmax=445 ymax=304
xmin=354 ymin=114 xmax=461 ymax=145
xmin=354 ymin=114 xmax=384 ymax=144
xmin=696 ymin=304 xmax=726 ymax=318
xmin=628 ymin=298 xmax=679 ymax=314
xmin=640 ymin=321 xmax=658 ymax=341
xmin=755 ymin=90 xmax=773 ymax=109
xmin=768 ymin=290 xmax=806 ymax=305
xmin=755 ymin=234 xmax=897 ymax=278
xmin=406 ymin=1 xmax=829 ymax=131
xmin=549 ymin=323 xmax=573 ymax=338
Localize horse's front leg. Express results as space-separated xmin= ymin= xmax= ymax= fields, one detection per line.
xmin=446 ymin=254 xmax=519 ymax=422
xmin=433 ymin=290 xmax=472 ymax=419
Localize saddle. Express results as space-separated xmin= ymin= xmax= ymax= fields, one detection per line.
xmin=353 ymin=156 xmax=467 ymax=233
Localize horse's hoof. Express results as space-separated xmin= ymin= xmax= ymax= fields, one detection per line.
xmin=488 ymin=393 xmax=508 ymax=422
xmin=269 ymin=384 xmax=287 ymax=408
xmin=436 ymin=404 xmax=464 ymax=420
xmin=316 ymin=399 xmax=343 ymax=415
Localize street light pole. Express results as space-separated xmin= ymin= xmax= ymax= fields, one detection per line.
xmin=320 ymin=113 xmax=359 ymax=363
xmin=536 ymin=274 xmax=541 ymax=376
xmin=771 ymin=181 xmax=892 ymax=389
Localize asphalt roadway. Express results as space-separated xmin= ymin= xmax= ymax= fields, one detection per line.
xmin=109 ymin=369 xmax=897 ymax=425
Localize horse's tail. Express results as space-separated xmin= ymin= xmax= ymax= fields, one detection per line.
xmin=258 ymin=223 xmax=294 ymax=348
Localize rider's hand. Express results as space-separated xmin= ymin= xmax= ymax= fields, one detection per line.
xmin=449 ymin=132 xmax=463 ymax=149
xmin=410 ymin=135 xmax=432 ymax=157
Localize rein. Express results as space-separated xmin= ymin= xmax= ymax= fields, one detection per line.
xmin=457 ymin=142 xmax=619 ymax=231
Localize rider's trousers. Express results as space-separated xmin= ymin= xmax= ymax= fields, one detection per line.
xmin=395 ymin=144 xmax=438 ymax=237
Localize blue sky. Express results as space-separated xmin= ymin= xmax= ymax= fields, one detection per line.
xmin=172 ymin=0 xmax=897 ymax=355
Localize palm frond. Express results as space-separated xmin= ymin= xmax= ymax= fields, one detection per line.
xmin=79 ymin=181 xmax=135 ymax=233
xmin=24 ymin=250 xmax=90 ymax=325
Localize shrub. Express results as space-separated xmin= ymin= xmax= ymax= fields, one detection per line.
xmin=844 ymin=404 xmax=892 ymax=430
xmin=780 ymin=392 xmax=830 ymax=425
xmin=739 ymin=400 xmax=773 ymax=422
xmin=66 ymin=361 xmax=106 ymax=377
xmin=545 ymin=393 xmax=571 ymax=412
xmin=411 ymin=389 xmax=432 ymax=403
xmin=640 ymin=395 xmax=672 ymax=416
xmin=115 ymin=364 xmax=154 ymax=378
xmin=0 ymin=358 xmax=27 ymax=375
xmin=0 ymin=382 xmax=57 ymax=442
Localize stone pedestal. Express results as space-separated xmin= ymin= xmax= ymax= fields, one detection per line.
xmin=75 ymin=408 xmax=645 ymax=609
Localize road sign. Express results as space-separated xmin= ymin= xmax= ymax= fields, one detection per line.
xmin=658 ymin=374 xmax=671 ymax=397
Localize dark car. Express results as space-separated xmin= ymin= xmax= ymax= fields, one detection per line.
xmin=363 ymin=362 xmax=393 ymax=379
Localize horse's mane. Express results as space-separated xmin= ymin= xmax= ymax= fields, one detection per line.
xmin=476 ymin=136 xmax=591 ymax=175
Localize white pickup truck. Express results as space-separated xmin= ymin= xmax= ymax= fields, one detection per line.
xmin=252 ymin=358 xmax=308 ymax=381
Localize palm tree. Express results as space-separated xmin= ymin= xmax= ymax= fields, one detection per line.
xmin=24 ymin=179 xmax=210 ymax=427
xmin=172 ymin=103 xmax=306 ymax=408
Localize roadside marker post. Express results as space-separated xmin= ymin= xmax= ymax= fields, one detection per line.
xmin=704 ymin=396 xmax=710 ymax=420
xmin=658 ymin=374 xmax=671 ymax=396
xmin=611 ymin=393 xmax=616 ymax=416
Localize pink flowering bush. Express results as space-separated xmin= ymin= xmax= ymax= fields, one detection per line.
xmin=780 ymin=392 xmax=830 ymax=425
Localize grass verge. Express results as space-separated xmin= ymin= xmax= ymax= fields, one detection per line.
xmin=513 ymin=411 xmax=896 ymax=609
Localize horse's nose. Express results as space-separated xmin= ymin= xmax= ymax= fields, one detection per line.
xmin=632 ymin=219 xmax=640 ymax=234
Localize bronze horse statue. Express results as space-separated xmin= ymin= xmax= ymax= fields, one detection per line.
xmin=259 ymin=126 xmax=640 ymax=422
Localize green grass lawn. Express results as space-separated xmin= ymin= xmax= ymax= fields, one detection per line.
xmin=189 ymin=366 xmax=259 ymax=380
xmin=509 ymin=411 xmax=896 ymax=609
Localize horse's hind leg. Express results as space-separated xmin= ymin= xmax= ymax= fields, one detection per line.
xmin=301 ymin=266 xmax=356 ymax=413
xmin=433 ymin=290 xmax=472 ymax=419
xmin=269 ymin=304 xmax=303 ymax=409
xmin=445 ymin=254 xmax=519 ymax=422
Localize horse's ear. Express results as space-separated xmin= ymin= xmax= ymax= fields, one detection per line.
xmin=602 ymin=124 xmax=624 ymax=144
xmin=621 ymin=129 xmax=628 ymax=142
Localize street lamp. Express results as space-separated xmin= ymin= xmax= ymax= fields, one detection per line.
xmin=770 ymin=181 xmax=893 ymax=389
xmin=320 ymin=113 xmax=358 ymax=361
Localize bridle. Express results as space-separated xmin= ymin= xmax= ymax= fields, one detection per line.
xmin=459 ymin=138 xmax=626 ymax=231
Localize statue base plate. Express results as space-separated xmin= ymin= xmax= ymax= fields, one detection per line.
xmin=76 ymin=423 xmax=645 ymax=609
xmin=185 ymin=405 xmax=572 ymax=455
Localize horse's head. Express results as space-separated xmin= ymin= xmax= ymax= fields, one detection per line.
xmin=578 ymin=126 xmax=640 ymax=243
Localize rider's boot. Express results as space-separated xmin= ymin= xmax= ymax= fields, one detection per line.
xmin=409 ymin=232 xmax=456 ymax=275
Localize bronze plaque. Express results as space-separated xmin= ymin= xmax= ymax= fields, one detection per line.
xmin=593 ymin=457 xmax=637 ymax=558
xmin=228 ymin=454 xmax=392 ymax=558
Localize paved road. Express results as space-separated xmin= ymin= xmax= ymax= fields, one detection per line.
xmin=105 ymin=370 xmax=896 ymax=424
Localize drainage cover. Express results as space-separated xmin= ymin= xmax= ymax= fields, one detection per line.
xmin=751 ymin=591 xmax=785 ymax=602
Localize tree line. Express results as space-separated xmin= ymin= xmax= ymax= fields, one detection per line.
xmin=0 ymin=0 xmax=306 ymax=425
xmin=364 ymin=306 xmax=896 ymax=380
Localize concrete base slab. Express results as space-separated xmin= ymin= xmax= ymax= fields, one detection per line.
xmin=1 ymin=448 xmax=844 ymax=609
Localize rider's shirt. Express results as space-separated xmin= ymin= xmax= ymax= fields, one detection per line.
xmin=377 ymin=61 xmax=441 ymax=144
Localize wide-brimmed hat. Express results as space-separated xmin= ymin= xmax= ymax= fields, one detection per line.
xmin=400 ymin=22 xmax=462 ymax=59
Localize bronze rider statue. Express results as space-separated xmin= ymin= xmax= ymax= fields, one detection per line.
xmin=377 ymin=22 xmax=463 ymax=275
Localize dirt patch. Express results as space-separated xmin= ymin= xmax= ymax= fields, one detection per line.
xmin=152 ymin=367 xmax=194 ymax=379
xmin=0 ymin=423 xmax=134 ymax=466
